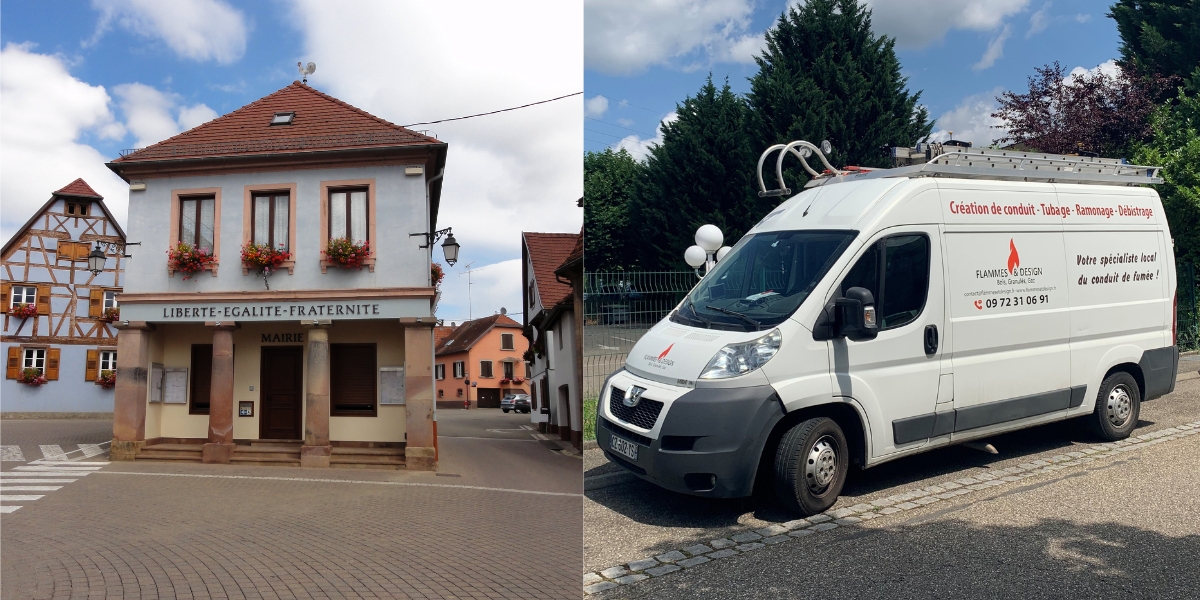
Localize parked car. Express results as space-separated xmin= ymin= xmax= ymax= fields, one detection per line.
xmin=501 ymin=394 xmax=532 ymax=413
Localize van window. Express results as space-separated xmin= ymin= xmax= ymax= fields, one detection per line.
xmin=840 ymin=234 xmax=930 ymax=330
xmin=678 ymin=230 xmax=856 ymax=330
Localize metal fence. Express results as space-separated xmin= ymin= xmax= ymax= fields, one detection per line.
xmin=583 ymin=271 xmax=697 ymax=397
xmin=1178 ymin=262 xmax=1199 ymax=352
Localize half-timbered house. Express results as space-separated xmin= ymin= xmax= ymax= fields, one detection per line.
xmin=2 ymin=179 xmax=126 ymax=415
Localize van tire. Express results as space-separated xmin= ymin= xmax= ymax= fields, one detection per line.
xmin=1087 ymin=372 xmax=1141 ymax=441
xmin=774 ymin=417 xmax=849 ymax=515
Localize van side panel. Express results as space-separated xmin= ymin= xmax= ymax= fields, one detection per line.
xmin=1063 ymin=228 xmax=1169 ymax=410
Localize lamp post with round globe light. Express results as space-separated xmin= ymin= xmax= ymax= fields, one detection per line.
xmin=684 ymin=224 xmax=732 ymax=279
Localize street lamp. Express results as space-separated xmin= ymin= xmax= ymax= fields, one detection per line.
xmin=87 ymin=243 xmax=106 ymax=275
xmin=410 ymin=227 xmax=460 ymax=266
xmin=684 ymin=224 xmax=732 ymax=279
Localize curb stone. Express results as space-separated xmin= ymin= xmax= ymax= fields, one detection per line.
xmin=583 ymin=419 xmax=1200 ymax=594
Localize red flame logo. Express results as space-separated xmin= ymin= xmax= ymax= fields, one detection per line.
xmin=1007 ymin=239 xmax=1020 ymax=274
xmin=658 ymin=344 xmax=674 ymax=361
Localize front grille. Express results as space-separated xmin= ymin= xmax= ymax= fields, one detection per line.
xmin=600 ymin=417 xmax=653 ymax=446
xmin=608 ymin=386 xmax=664 ymax=430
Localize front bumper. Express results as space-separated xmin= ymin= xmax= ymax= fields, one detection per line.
xmin=595 ymin=380 xmax=784 ymax=498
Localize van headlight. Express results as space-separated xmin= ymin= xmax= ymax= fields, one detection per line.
xmin=699 ymin=329 xmax=782 ymax=379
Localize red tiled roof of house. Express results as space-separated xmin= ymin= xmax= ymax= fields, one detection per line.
xmin=524 ymin=232 xmax=579 ymax=309
xmin=111 ymin=82 xmax=441 ymax=163
xmin=433 ymin=325 xmax=456 ymax=348
xmin=53 ymin=178 xmax=103 ymax=199
xmin=435 ymin=314 xmax=522 ymax=356
xmin=556 ymin=225 xmax=583 ymax=274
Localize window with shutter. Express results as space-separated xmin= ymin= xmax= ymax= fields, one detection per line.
xmin=85 ymin=349 xmax=99 ymax=381
xmin=480 ymin=360 xmax=493 ymax=378
xmin=6 ymin=347 xmax=20 ymax=379
xmin=435 ymin=364 xmax=445 ymax=380
xmin=503 ymin=362 xmax=514 ymax=379
xmin=330 ymin=344 xmax=377 ymax=416
xmin=0 ymin=282 xmax=10 ymax=313
xmin=44 ymin=348 xmax=60 ymax=380
xmin=36 ymin=284 xmax=51 ymax=315
xmin=89 ymin=288 xmax=104 ymax=317
xmin=501 ymin=333 xmax=514 ymax=350
xmin=190 ymin=344 xmax=213 ymax=414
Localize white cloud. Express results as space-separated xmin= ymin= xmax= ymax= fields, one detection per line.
xmin=113 ymin=83 xmax=218 ymax=148
xmin=1027 ymin=2 xmax=1050 ymax=37
xmin=861 ymin=0 xmax=1029 ymax=48
xmin=288 ymin=0 xmax=581 ymax=319
xmin=88 ymin=0 xmax=249 ymax=64
xmin=585 ymin=0 xmax=757 ymax=75
xmin=435 ymin=259 xmax=525 ymax=323
xmin=927 ymin=87 xmax=1007 ymax=148
xmin=972 ymin=24 xmax=1011 ymax=70
xmin=585 ymin=95 xmax=609 ymax=118
xmin=613 ymin=112 xmax=678 ymax=161
xmin=0 ymin=43 xmax=129 ymax=244
xmin=1068 ymin=59 xmax=1120 ymax=81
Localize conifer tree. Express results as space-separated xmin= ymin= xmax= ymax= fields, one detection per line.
xmin=583 ymin=148 xmax=642 ymax=272
xmin=631 ymin=76 xmax=760 ymax=270
xmin=748 ymin=0 xmax=932 ymax=188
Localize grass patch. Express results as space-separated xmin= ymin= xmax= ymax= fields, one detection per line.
xmin=583 ymin=397 xmax=598 ymax=441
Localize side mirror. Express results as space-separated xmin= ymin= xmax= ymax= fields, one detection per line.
xmin=834 ymin=287 xmax=878 ymax=341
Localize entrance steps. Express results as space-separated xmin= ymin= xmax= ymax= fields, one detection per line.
xmin=135 ymin=440 xmax=405 ymax=469
xmin=331 ymin=447 xmax=406 ymax=470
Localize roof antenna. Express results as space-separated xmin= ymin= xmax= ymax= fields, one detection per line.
xmin=297 ymin=62 xmax=316 ymax=83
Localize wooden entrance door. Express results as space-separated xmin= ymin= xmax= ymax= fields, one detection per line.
xmin=260 ymin=346 xmax=303 ymax=439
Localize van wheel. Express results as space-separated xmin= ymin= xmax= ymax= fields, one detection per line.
xmin=774 ymin=417 xmax=848 ymax=515
xmin=1087 ymin=372 xmax=1141 ymax=441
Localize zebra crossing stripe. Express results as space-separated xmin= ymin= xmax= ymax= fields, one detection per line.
xmin=1 ymin=446 xmax=24 ymax=462
xmin=39 ymin=445 xmax=68 ymax=461
xmin=0 ymin=506 xmax=20 ymax=513
xmin=12 ymin=466 xmax=103 ymax=471
xmin=0 ymin=486 xmax=62 ymax=492
xmin=78 ymin=444 xmax=105 ymax=458
xmin=28 ymin=461 xmax=110 ymax=466
xmin=0 ymin=495 xmax=44 ymax=501
xmin=0 ymin=472 xmax=89 ymax=477
xmin=0 ymin=480 xmax=78 ymax=484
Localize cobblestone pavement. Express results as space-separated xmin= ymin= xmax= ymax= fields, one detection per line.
xmin=585 ymin=369 xmax=1200 ymax=593
xmin=596 ymin=423 xmax=1200 ymax=599
xmin=1 ymin=414 xmax=582 ymax=599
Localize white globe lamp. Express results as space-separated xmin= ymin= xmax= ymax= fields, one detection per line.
xmin=684 ymin=245 xmax=707 ymax=269
xmin=695 ymin=224 xmax=723 ymax=252
xmin=715 ymin=246 xmax=732 ymax=262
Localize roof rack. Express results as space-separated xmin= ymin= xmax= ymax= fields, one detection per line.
xmin=755 ymin=142 xmax=1163 ymax=195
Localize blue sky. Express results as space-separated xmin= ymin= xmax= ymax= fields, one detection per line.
xmin=584 ymin=0 xmax=1123 ymax=160
xmin=1 ymin=0 xmax=582 ymax=325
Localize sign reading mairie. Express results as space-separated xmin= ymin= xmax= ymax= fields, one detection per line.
xmin=120 ymin=298 xmax=430 ymax=322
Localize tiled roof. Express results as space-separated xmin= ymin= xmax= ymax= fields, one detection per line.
xmin=112 ymin=82 xmax=441 ymax=163
xmin=524 ymin=232 xmax=579 ymax=309
xmin=556 ymin=226 xmax=583 ymax=275
xmin=435 ymin=314 xmax=522 ymax=356
xmin=53 ymin=178 xmax=103 ymax=199
xmin=433 ymin=325 xmax=456 ymax=348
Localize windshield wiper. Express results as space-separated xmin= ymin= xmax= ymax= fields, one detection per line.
xmin=705 ymin=305 xmax=761 ymax=330
xmin=686 ymin=299 xmax=713 ymax=328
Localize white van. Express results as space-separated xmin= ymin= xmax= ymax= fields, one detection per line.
xmin=596 ymin=143 xmax=1179 ymax=515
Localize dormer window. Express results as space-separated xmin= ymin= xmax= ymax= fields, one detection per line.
xmin=271 ymin=112 xmax=295 ymax=125
xmin=65 ymin=202 xmax=89 ymax=216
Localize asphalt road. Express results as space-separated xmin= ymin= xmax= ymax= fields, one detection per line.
xmin=1 ymin=409 xmax=581 ymax=599
xmin=586 ymin=363 xmax=1200 ymax=598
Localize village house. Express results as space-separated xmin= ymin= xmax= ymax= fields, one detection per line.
xmin=434 ymin=314 xmax=529 ymax=409
xmin=105 ymin=81 xmax=454 ymax=470
xmin=2 ymin=179 xmax=127 ymax=416
xmin=522 ymin=229 xmax=583 ymax=447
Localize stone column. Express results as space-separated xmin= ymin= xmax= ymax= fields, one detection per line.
xmin=111 ymin=322 xmax=155 ymax=460
xmin=202 ymin=322 xmax=238 ymax=464
xmin=301 ymin=322 xmax=332 ymax=468
xmin=404 ymin=323 xmax=436 ymax=470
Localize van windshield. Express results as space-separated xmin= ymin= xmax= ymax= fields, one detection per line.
xmin=674 ymin=230 xmax=856 ymax=331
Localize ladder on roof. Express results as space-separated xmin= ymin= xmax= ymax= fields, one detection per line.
xmin=756 ymin=141 xmax=1164 ymax=196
